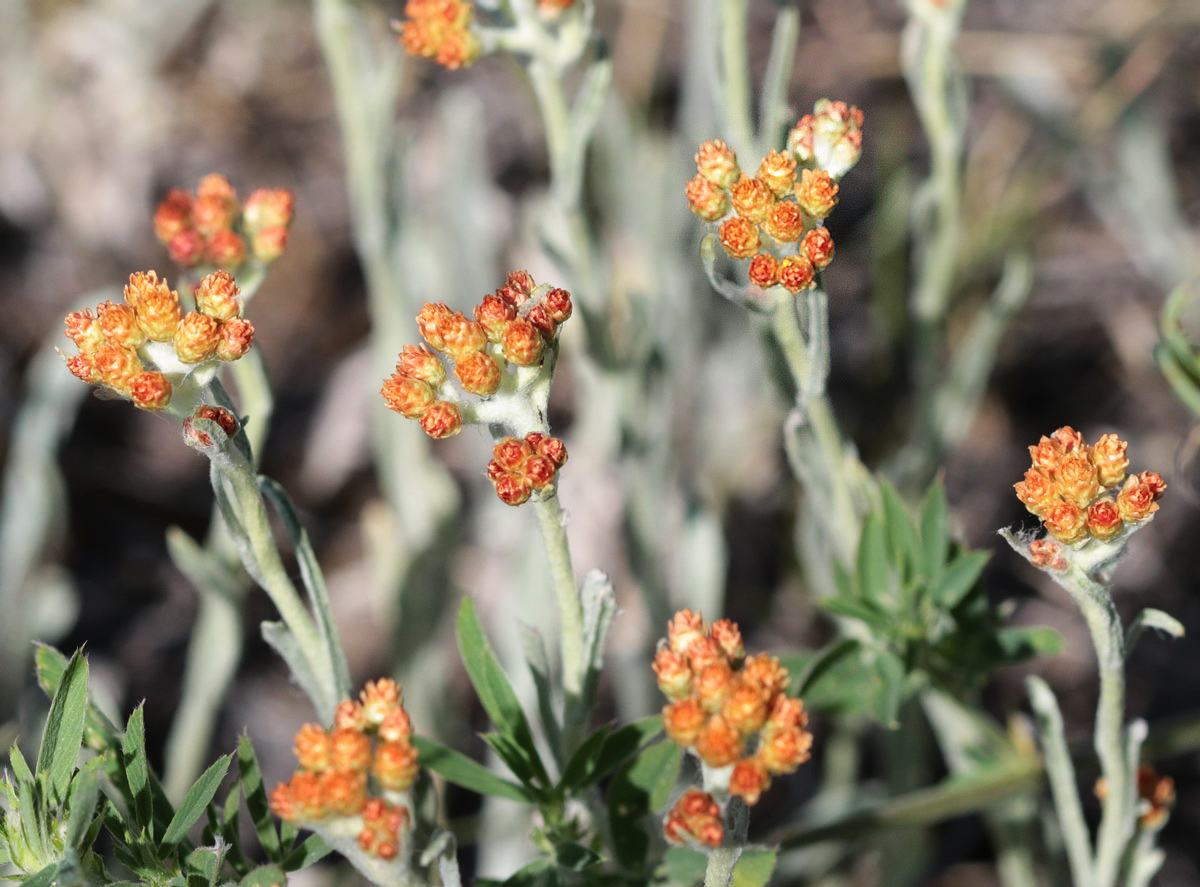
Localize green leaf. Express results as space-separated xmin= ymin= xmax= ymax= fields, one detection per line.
xmin=411 ymin=735 xmax=532 ymax=802
xmin=500 ymin=856 xmax=559 ymax=887
xmin=65 ymin=756 xmax=104 ymax=851
xmin=820 ymin=596 xmax=886 ymax=627
xmin=517 ymin=624 xmax=562 ymax=765
xmin=9 ymin=743 xmax=34 ymax=785
xmin=184 ymin=843 xmax=227 ymax=887
xmin=259 ymin=477 xmax=351 ymax=709
xmin=558 ymin=725 xmax=611 ymax=793
xmin=573 ymin=716 xmax=663 ymax=790
xmin=793 ymin=638 xmax=860 ymax=697
xmin=240 ymin=865 xmax=288 ymax=887
xmin=455 ymin=599 xmax=549 ymax=787
xmin=918 ymin=478 xmax=949 ymax=587
xmin=870 ymin=649 xmax=907 ymax=727
xmin=236 ymin=736 xmax=282 ymax=863
xmin=996 ymin=626 xmax=1063 ymax=660
xmin=35 ymin=645 xmax=119 ymax=750
xmin=661 ymin=846 xmax=706 ymax=884
xmin=36 ymin=648 xmax=88 ymax=803
xmin=479 ymin=732 xmax=547 ymax=794
xmin=554 ymin=841 xmax=602 ymax=871
xmin=162 ymin=754 xmax=232 ymax=850
xmin=879 ymin=481 xmax=918 ymax=579
xmin=122 ymin=705 xmax=153 ymax=837
xmin=856 ymin=512 xmax=893 ymax=606
xmin=608 ymin=741 xmax=683 ymax=872
xmin=933 ymin=551 xmax=989 ymax=610
xmin=732 ymin=849 xmax=777 ymax=887
xmin=19 ymin=864 xmax=58 ymax=887
xmin=281 ymin=834 xmax=331 ymax=871
xmin=579 ymin=569 xmax=618 ymax=715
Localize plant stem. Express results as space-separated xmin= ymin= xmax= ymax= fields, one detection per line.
xmin=533 ymin=494 xmax=584 ymax=717
xmin=716 ymin=0 xmax=754 ymax=159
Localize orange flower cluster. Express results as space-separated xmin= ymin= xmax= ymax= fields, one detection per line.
xmin=487 ymin=433 xmax=568 ymax=506
xmin=396 ymin=0 xmax=482 ymax=70
xmin=685 ymin=139 xmax=839 ymax=294
xmin=154 ymin=174 xmax=294 ymax=269
xmin=537 ymin=0 xmax=576 ymax=15
xmin=62 ymin=270 xmax=254 ymax=411
xmin=381 ymin=271 xmax=572 ymax=440
xmin=1095 ymin=765 xmax=1175 ymax=830
xmin=663 ymin=789 xmax=724 ymax=849
xmin=1014 ymin=427 xmax=1166 ymax=545
xmin=655 ymin=611 xmax=812 ymax=807
xmin=786 ymin=99 xmax=864 ymax=180
xmin=270 ymin=679 xmax=420 ymax=861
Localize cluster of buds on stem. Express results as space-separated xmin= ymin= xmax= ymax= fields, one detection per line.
xmin=1014 ymin=427 xmax=1165 ymax=546
xmin=154 ymin=174 xmax=294 ymax=269
xmin=786 ymin=99 xmax=865 ymax=181
xmin=270 ymin=679 xmax=420 ymax=861
xmin=394 ymin=0 xmax=482 ymax=69
xmin=685 ymin=100 xmax=862 ymax=294
xmin=663 ymin=789 xmax=725 ymax=849
xmin=62 ymin=270 xmax=255 ymax=412
xmin=654 ymin=610 xmax=812 ymax=846
xmin=1095 ymin=765 xmax=1175 ymax=831
xmin=487 ymin=433 xmax=568 ymax=505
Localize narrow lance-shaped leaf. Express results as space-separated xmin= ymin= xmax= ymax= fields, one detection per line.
xmin=161 ymin=753 xmax=232 ymax=851
xmin=411 ymin=735 xmax=532 ymax=803
xmin=36 ymin=648 xmax=89 ymax=804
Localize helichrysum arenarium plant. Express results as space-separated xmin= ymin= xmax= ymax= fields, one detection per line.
xmin=6 ymin=1 xmax=1199 ymax=886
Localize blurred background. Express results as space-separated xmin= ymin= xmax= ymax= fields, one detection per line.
xmin=1 ymin=0 xmax=1199 ymax=884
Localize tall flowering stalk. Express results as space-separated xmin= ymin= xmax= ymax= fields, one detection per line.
xmin=1003 ymin=427 xmax=1173 ymax=887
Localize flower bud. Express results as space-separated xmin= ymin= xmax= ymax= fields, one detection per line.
xmin=174 ymin=312 xmax=221 ymax=363
xmin=765 ymin=695 xmax=808 ymax=732
xmin=1051 ymin=426 xmax=1086 ymax=453
xmin=759 ymin=724 xmax=813 ymax=774
xmin=294 ymin=724 xmax=332 ymax=771
xmin=251 ymin=226 xmax=289 ymax=263
xmin=536 ymin=436 xmax=568 ymax=467
xmin=527 ymin=304 xmax=557 ymax=338
xmin=685 ymin=635 xmax=724 ymax=672
xmin=419 ymin=402 xmax=462 ymax=439
xmin=718 ymin=215 xmax=760 ymax=259
xmin=215 ymin=318 xmax=255 ymax=362
xmin=653 ymin=647 xmax=693 ymax=701
xmin=64 ymin=353 xmax=95 ymax=383
xmin=382 ymin=376 xmax=437 ymax=418
xmin=507 ymin=270 xmax=537 ymax=298
xmin=667 ymin=609 xmax=707 ymax=657
xmin=522 ymin=454 xmax=557 ymax=490
xmin=757 ymin=149 xmax=797 ymax=197
xmin=787 ymin=99 xmax=865 ymax=179
xmin=378 ymin=706 xmax=413 ymax=743
xmin=1138 ymin=471 xmax=1167 ymax=498
xmin=685 ymin=174 xmax=731 ymax=222
xmin=778 ymin=254 xmax=815 ymax=292
xmin=91 ymin=343 xmax=142 ymax=391
xmin=416 ymin=302 xmax=453 ymax=352
xmin=475 ymin=294 xmax=517 ymax=342
xmin=329 ymin=726 xmax=372 ymax=772
xmin=129 ymin=371 xmax=172 ymax=411
xmin=694 ymin=661 xmax=734 ymax=711
xmin=194 ymin=405 xmax=239 ymax=437
xmin=1086 ymin=499 xmax=1123 ymax=541
xmin=1028 ymin=436 xmax=1063 ymax=474
xmin=154 ymin=189 xmax=192 ymax=244
xmin=128 ymin=272 xmax=182 ymax=342
xmin=747 ymin=253 xmax=779 ymax=288
xmin=694 ymin=715 xmax=743 ymax=767
xmin=396 ymin=344 xmax=447 ymax=386
xmin=763 ymin=200 xmax=805 ymax=243
xmin=801 ymin=226 xmax=835 ymax=269
xmin=493 ymin=473 xmax=533 ymax=506
xmin=1028 ymin=538 xmax=1061 ymax=569
xmin=721 ymin=682 xmax=768 ymax=735
xmin=438 ymin=311 xmax=487 ymax=358
xmin=543 ymin=287 xmax=572 ymax=324
xmin=64 ymin=309 xmax=104 ymax=351
xmin=321 ymin=768 xmax=369 ymax=816
xmin=1053 ymin=453 xmax=1100 ymax=506
xmin=710 ymin=619 xmax=744 ymax=662
xmin=195 ymin=270 xmax=242 ymax=321
xmin=501 ymin=318 xmax=544 ymax=366
xmin=206 ymin=230 xmax=247 ymax=268
xmin=360 ymin=678 xmax=403 ymax=724
xmin=97 ymin=300 xmax=146 ymax=349
xmin=168 ymin=229 xmax=206 ymax=267
xmin=739 ymin=653 xmax=789 ymax=699
xmin=795 ymin=168 xmax=839 ymax=219
xmin=454 ymin=350 xmax=502 ymax=396
xmin=1043 ymin=499 xmax=1088 ymax=544
xmin=1116 ymin=475 xmax=1159 ymax=523
xmin=695 ymin=139 xmax=740 ymax=189
xmin=373 ymin=740 xmax=420 ymax=791
xmin=664 ymin=790 xmax=723 ymax=848
xmin=729 ymin=176 xmax=773 ymax=224
xmin=243 ymin=188 xmax=295 ymax=232
xmin=1090 ymin=433 xmax=1129 ymax=487
xmin=334 ymin=700 xmax=367 ymax=731
xmin=494 ymin=438 xmax=533 ymax=471
xmin=729 ymin=758 xmax=771 ymax=806
xmin=193 ymin=174 xmax=240 ymax=235
xmin=663 ymin=697 xmax=706 ymax=746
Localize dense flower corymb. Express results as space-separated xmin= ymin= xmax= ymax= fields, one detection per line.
xmin=154 ymin=175 xmax=294 ymax=269
xmin=270 ymin=679 xmax=420 ymax=860
xmin=1014 ymin=427 xmax=1165 ymax=546
xmin=395 ymin=0 xmax=482 ymax=70
xmin=655 ymin=610 xmax=812 ymax=817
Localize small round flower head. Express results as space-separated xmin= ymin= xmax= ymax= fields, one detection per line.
xmin=757 ymin=149 xmax=798 ymax=197
xmin=193 ymin=174 xmax=240 ymax=235
xmin=1043 ymin=500 xmax=1087 ymax=545
xmin=91 ymin=343 xmax=142 ymax=392
xmin=382 ymin=376 xmax=437 ymax=419
xmin=416 ymin=302 xmax=454 ymax=352
xmin=686 ymin=174 xmax=731 ymax=222
xmin=330 ymin=726 xmax=372 ymax=772
xmin=758 ymin=723 xmax=813 ymax=774
xmin=710 ymin=619 xmax=745 ymax=662
xmin=729 ymin=757 xmax=770 ymax=805
xmin=1090 ymin=433 xmax=1129 ymax=487
xmin=695 ymin=139 xmax=740 ymax=189
xmin=195 ymin=270 xmax=243 ymax=321
xmin=667 ymin=610 xmax=707 ymax=656
xmin=535 ymin=435 xmax=568 ymax=467
xmin=251 ymin=225 xmax=290 ymax=264
xmin=494 ymin=473 xmax=533 ymax=506
xmin=96 ymin=300 xmax=145 ymax=349
xmin=778 ymin=254 xmax=816 ymax=293
xmin=663 ymin=697 xmax=706 ymax=746
xmin=360 ymin=678 xmax=403 ymax=725
xmin=396 ymin=0 xmax=482 ymax=70
xmin=522 ymin=455 xmax=557 ymax=490
xmin=1139 ymin=471 xmax=1167 ymax=497
xmin=730 ymin=175 xmax=774 ymax=224
xmin=721 ymin=682 xmax=769 ymax=735
xmin=747 ymin=252 xmax=779 ymax=288
xmin=787 ymin=99 xmax=865 ymax=180
xmin=129 ymin=372 xmax=172 ymax=411
xmin=506 ymin=270 xmax=536 ymax=299
xmin=154 ymin=189 xmax=193 ymax=244
xmin=334 ymin=700 xmax=367 ymax=731
xmin=542 ymin=287 xmax=573 ymax=325
xmin=1086 ymin=499 xmax=1123 ymax=541
xmin=718 ymin=215 xmax=760 ymax=259
xmin=64 ymin=309 xmax=104 ymax=351
xmin=1054 ymin=452 xmax=1100 ymax=506
xmin=475 ymin=294 xmax=517 ymax=342
xmin=168 ymin=229 xmax=206 ymax=267
xmin=215 ymin=318 xmax=255 ymax=362
xmin=739 ymin=653 xmax=790 ymax=699
xmin=694 ymin=715 xmax=743 ymax=767
xmin=1014 ymin=467 xmax=1056 ymax=516
xmin=294 ymin=724 xmax=333 ymax=772
xmin=378 ymin=706 xmax=413 ymax=743
xmin=243 ymin=188 xmax=295 ymax=233
xmin=801 ymin=227 xmax=835 ymax=269
xmin=126 ymin=272 xmax=182 ymax=342
xmin=501 ymin=317 xmax=544 ymax=366
xmin=693 ymin=661 xmax=735 ymax=711
xmin=65 ymin=353 xmax=95 ymax=383
xmin=419 ymin=401 xmax=462 ymax=439
xmin=194 ymin=405 xmax=239 ymax=438
xmin=653 ymin=647 xmax=693 ymax=701
xmin=664 ymin=790 xmax=724 ymax=848
xmin=206 ymin=229 xmax=247 ymax=268
xmin=321 ymin=768 xmax=369 ymax=816
xmin=795 ymin=168 xmax=839 ymax=219
xmin=396 ymin=344 xmax=447 ymax=386
xmin=1116 ymin=475 xmax=1159 ymax=523
xmin=437 ymin=311 xmax=487 ymax=358
xmin=1028 ymin=538 xmax=1062 ymax=570
xmin=763 ymin=200 xmax=805 ymax=244
xmin=454 ymin=350 xmax=502 ymax=396
xmin=174 ymin=312 xmax=221 ymax=364
xmin=373 ymin=740 xmax=420 ymax=791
